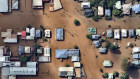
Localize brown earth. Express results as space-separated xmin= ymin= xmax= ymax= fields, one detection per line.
xmin=0 ymin=0 xmax=140 ymax=79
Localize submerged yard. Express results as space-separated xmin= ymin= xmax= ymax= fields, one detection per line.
xmin=0 ymin=0 xmax=140 ymax=79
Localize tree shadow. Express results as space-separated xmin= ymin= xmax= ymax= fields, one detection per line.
xmin=111 ymin=49 xmax=121 ymax=54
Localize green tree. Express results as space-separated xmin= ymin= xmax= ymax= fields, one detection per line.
xmin=121 ymin=58 xmax=131 ymax=71
xmin=102 ymin=72 xmax=108 ymax=78
xmin=65 ymin=64 xmax=70 ymax=67
xmin=74 ymin=19 xmax=80 ymax=26
xmin=86 ymin=34 xmax=92 ymax=40
xmin=92 ymin=15 xmax=98 ymax=21
xmin=120 ymin=72 xmax=128 ymax=79
xmin=40 ymin=25 xmax=45 ymax=30
xmin=104 ymin=41 xmax=111 ymax=48
xmin=20 ymin=56 xmax=28 ymax=62
xmin=27 ymin=24 xmax=32 ymax=28
xmin=74 ymin=45 xmax=78 ymax=49
xmin=112 ymin=9 xmax=121 ymax=16
xmin=109 ymin=44 xmax=118 ymax=51
xmin=113 ymin=71 xmax=119 ymax=77
xmin=34 ymin=43 xmax=41 ymax=49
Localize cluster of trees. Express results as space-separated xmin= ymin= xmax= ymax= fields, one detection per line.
xmin=104 ymin=41 xmax=118 ymax=51
xmin=88 ymin=0 xmax=124 ymax=21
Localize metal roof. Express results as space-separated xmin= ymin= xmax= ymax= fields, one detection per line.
xmin=35 ymin=30 xmax=41 ymax=38
xmin=132 ymin=60 xmax=140 ymax=65
xmin=105 ymin=9 xmax=111 ymax=16
xmin=93 ymin=41 xmax=100 ymax=48
xmin=0 ymin=0 xmax=8 ymax=12
xmin=107 ymin=30 xmax=113 ymax=38
xmin=18 ymin=46 xmax=24 ymax=55
xmin=103 ymin=60 xmax=112 ymax=67
xmin=55 ymin=49 xmax=80 ymax=59
xmin=88 ymin=28 xmax=96 ymax=34
xmin=99 ymin=48 xmax=107 ymax=54
xmin=132 ymin=4 xmax=140 ymax=14
xmin=56 ymin=28 xmax=64 ymax=41
xmin=92 ymin=35 xmax=100 ymax=40
xmin=133 ymin=54 xmax=140 ymax=59
xmin=129 ymin=29 xmax=134 ymax=37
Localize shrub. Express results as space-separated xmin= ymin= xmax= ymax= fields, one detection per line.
xmin=129 ymin=43 xmax=134 ymax=48
xmin=27 ymin=24 xmax=32 ymax=28
xmin=102 ymin=73 xmax=108 ymax=78
xmin=100 ymin=68 xmax=103 ymax=73
xmin=65 ymin=64 xmax=70 ymax=67
xmin=113 ymin=71 xmax=119 ymax=77
xmin=34 ymin=43 xmax=41 ymax=49
xmin=92 ymin=15 xmax=98 ymax=21
xmin=108 ymin=25 xmax=111 ymax=28
xmin=20 ymin=56 xmax=28 ymax=62
xmin=86 ymin=34 xmax=92 ymax=40
xmin=100 ymin=38 xmax=105 ymax=42
xmin=74 ymin=45 xmax=78 ymax=49
xmin=121 ymin=58 xmax=131 ymax=71
xmin=74 ymin=19 xmax=80 ymax=26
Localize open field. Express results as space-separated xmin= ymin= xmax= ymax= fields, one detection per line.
xmin=0 ymin=0 xmax=140 ymax=79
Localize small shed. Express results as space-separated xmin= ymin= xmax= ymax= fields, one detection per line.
xmin=132 ymin=4 xmax=140 ymax=14
xmin=114 ymin=1 xmax=122 ymax=9
xmin=103 ymin=60 xmax=112 ymax=67
xmin=18 ymin=46 xmax=24 ymax=55
xmin=122 ymin=3 xmax=132 ymax=15
xmin=35 ymin=30 xmax=41 ymax=38
xmin=99 ymin=48 xmax=107 ymax=54
xmin=114 ymin=29 xmax=120 ymax=40
xmin=44 ymin=46 xmax=50 ymax=56
xmin=93 ymin=41 xmax=100 ymax=48
xmin=129 ymin=29 xmax=134 ymax=37
xmin=107 ymin=30 xmax=113 ymax=38
xmin=92 ymin=35 xmax=100 ymax=40
xmin=81 ymin=2 xmax=90 ymax=9
xmin=74 ymin=62 xmax=81 ymax=68
xmin=98 ymin=6 xmax=104 ymax=16
xmin=84 ymin=9 xmax=93 ymax=17
xmin=71 ymin=56 xmax=80 ymax=62
xmin=25 ymin=46 xmax=30 ymax=53
xmin=121 ymin=29 xmax=127 ymax=38
xmin=26 ymin=28 xmax=30 ymax=33
xmin=32 ymin=0 xmax=43 ymax=8
xmin=88 ymin=28 xmax=96 ymax=34
xmin=105 ymin=9 xmax=111 ymax=16
xmin=45 ymin=29 xmax=51 ymax=38
xmin=136 ymin=29 xmax=140 ymax=36
xmin=56 ymin=28 xmax=64 ymax=41
xmin=108 ymin=73 xmax=113 ymax=79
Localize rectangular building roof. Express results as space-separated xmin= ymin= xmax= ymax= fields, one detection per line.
xmin=10 ymin=67 xmax=37 ymax=75
xmin=56 ymin=28 xmax=64 ymax=41
xmin=32 ymin=0 xmax=43 ymax=7
xmin=107 ymin=30 xmax=113 ymax=38
xmin=0 ymin=0 xmax=8 ymax=12
xmin=54 ymin=0 xmax=62 ymax=11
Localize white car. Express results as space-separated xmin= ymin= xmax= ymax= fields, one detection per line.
xmin=45 ymin=30 xmax=51 ymax=38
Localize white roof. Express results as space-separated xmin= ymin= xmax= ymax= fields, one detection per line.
xmin=25 ymin=46 xmax=30 ymax=53
xmin=74 ymin=62 xmax=81 ymax=67
xmin=30 ymin=28 xmax=35 ymax=38
xmin=4 ymin=38 xmax=17 ymax=43
xmin=9 ymin=75 xmax=16 ymax=79
xmin=44 ymin=46 xmax=50 ymax=56
xmin=114 ymin=1 xmax=122 ymax=9
xmin=12 ymin=0 xmax=19 ymax=9
xmin=10 ymin=67 xmax=37 ymax=75
xmin=54 ymin=0 xmax=62 ymax=11
xmin=58 ymin=67 xmax=74 ymax=72
xmin=0 ymin=0 xmax=8 ymax=12
xmin=133 ymin=47 xmax=140 ymax=53
xmin=32 ymin=0 xmax=42 ymax=6
xmin=108 ymin=73 xmax=113 ymax=79
xmin=121 ymin=29 xmax=127 ymax=37
xmin=0 ymin=57 xmax=6 ymax=62
xmin=39 ymin=56 xmax=51 ymax=62
xmin=122 ymin=3 xmax=132 ymax=14
xmin=26 ymin=36 xmax=34 ymax=40
xmin=81 ymin=2 xmax=90 ymax=8
xmin=114 ymin=29 xmax=120 ymax=40
xmin=45 ymin=30 xmax=51 ymax=37
xmin=26 ymin=28 xmax=30 ymax=33
xmin=27 ymin=62 xmax=37 ymax=68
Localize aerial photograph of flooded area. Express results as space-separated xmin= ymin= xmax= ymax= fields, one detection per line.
xmin=0 ymin=0 xmax=140 ymax=79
